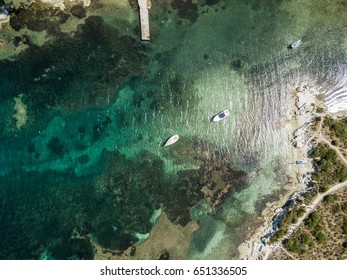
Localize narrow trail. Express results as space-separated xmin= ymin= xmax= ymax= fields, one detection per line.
xmin=261 ymin=114 xmax=347 ymax=259
xmin=317 ymin=135 xmax=347 ymax=166
xmin=313 ymin=114 xmax=347 ymax=165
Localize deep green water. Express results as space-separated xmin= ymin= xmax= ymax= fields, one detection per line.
xmin=0 ymin=0 xmax=346 ymax=259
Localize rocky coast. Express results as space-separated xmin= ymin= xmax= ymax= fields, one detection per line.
xmin=238 ymin=84 xmax=322 ymax=259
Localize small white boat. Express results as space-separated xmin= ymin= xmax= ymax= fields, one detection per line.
xmin=164 ymin=135 xmax=179 ymax=146
xmin=212 ymin=109 xmax=230 ymax=122
xmin=290 ymin=39 xmax=302 ymax=48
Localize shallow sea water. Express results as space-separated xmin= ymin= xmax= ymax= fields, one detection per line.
xmin=0 ymin=0 xmax=346 ymax=259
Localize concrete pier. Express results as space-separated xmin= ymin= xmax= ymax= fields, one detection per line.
xmin=137 ymin=0 xmax=151 ymax=41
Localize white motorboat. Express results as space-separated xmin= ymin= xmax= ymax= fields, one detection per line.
xmin=290 ymin=39 xmax=302 ymax=48
xmin=164 ymin=135 xmax=179 ymax=146
xmin=212 ymin=109 xmax=230 ymax=122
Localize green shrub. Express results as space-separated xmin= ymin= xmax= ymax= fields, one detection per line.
xmin=305 ymin=212 xmax=321 ymax=229
xmin=296 ymin=207 xmax=306 ymax=218
xmin=334 ymin=122 xmax=347 ymax=139
xmin=299 ymin=233 xmax=312 ymax=245
xmin=284 ymin=238 xmax=301 ymax=253
xmin=319 ymin=185 xmax=329 ymax=193
xmin=325 ymin=149 xmax=337 ymax=161
xmin=270 ymin=228 xmax=288 ymax=243
xmin=311 ymin=142 xmax=347 ymax=191
xmin=342 ymin=218 xmax=347 ymax=235
xmin=342 ymin=202 xmax=347 ymax=214
xmin=325 ymin=117 xmax=347 ymax=140
xmin=324 ymin=117 xmax=335 ymax=128
xmin=335 ymin=167 xmax=347 ymax=182
xmin=314 ymin=231 xmax=327 ymax=244
xmin=324 ymin=194 xmax=338 ymax=203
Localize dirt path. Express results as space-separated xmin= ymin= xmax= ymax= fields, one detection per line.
xmin=262 ymin=179 xmax=347 ymax=260
xmin=286 ymin=180 xmax=347 ymax=236
xmin=317 ymin=135 xmax=347 ymax=166
xmin=262 ymin=114 xmax=347 ymax=259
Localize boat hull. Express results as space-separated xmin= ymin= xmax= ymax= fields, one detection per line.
xmin=290 ymin=39 xmax=302 ymax=48
xmin=164 ymin=135 xmax=179 ymax=146
xmin=212 ymin=109 xmax=230 ymax=122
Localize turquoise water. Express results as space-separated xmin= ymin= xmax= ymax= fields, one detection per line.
xmin=0 ymin=0 xmax=346 ymax=259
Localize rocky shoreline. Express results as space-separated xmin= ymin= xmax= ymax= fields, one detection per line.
xmin=238 ymin=85 xmax=322 ymax=259
xmin=0 ymin=0 xmax=90 ymax=27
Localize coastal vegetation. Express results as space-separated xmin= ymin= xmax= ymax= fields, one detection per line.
xmin=269 ymin=113 xmax=347 ymax=259
xmin=282 ymin=187 xmax=347 ymax=259
xmin=270 ymin=142 xmax=347 ymax=246
xmin=269 ymin=206 xmax=305 ymax=243
xmin=324 ymin=116 xmax=347 ymax=148
xmin=311 ymin=143 xmax=347 ymax=190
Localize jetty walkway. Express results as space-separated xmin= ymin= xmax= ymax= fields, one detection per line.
xmin=137 ymin=0 xmax=151 ymax=41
